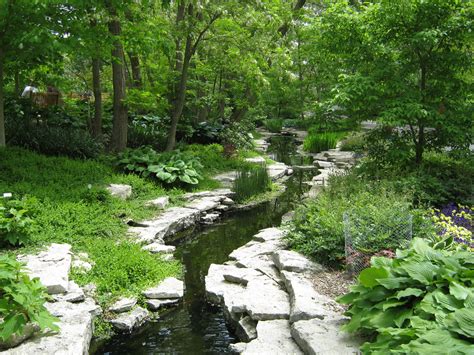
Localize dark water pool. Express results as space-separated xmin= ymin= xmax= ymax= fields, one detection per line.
xmin=94 ymin=137 xmax=314 ymax=355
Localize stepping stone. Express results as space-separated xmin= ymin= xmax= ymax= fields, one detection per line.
xmin=110 ymin=307 xmax=149 ymax=332
xmin=267 ymin=163 xmax=288 ymax=180
xmin=20 ymin=243 xmax=72 ymax=295
xmin=221 ymin=197 xmax=235 ymax=206
xmin=272 ymin=250 xmax=324 ymax=273
xmin=234 ymin=320 xmax=303 ymax=354
xmin=186 ymin=197 xmax=221 ymax=212
xmin=281 ymin=271 xmax=334 ymax=323
xmin=107 ymin=184 xmax=132 ymax=200
xmin=182 ymin=189 xmax=234 ymax=201
xmin=108 ymin=297 xmax=137 ymax=313
xmin=53 ymin=281 xmax=85 ymax=303
xmin=291 ymin=317 xmax=361 ymax=355
xmin=229 ymin=239 xmax=284 ymax=263
xmin=145 ymin=196 xmax=169 ymax=209
xmin=143 ymin=277 xmax=184 ymax=299
xmin=145 ymin=298 xmax=180 ymax=311
xmin=245 ymin=156 xmax=266 ymax=164
xmin=252 ymin=228 xmax=285 ymax=242
xmin=142 ymin=243 xmax=176 ymax=254
xmin=314 ymin=160 xmax=334 ymax=169
xmin=201 ymin=212 xmax=221 ymax=224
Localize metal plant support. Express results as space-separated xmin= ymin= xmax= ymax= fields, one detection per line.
xmin=344 ymin=212 xmax=413 ymax=275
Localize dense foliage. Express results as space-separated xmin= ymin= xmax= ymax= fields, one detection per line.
xmin=0 ymin=197 xmax=36 ymax=246
xmin=339 ymin=238 xmax=474 ymax=353
xmin=0 ymin=255 xmax=58 ymax=344
xmin=233 ymin=165 xmax=271 ymax=203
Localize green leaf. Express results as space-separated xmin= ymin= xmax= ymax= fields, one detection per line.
xmin=449 ymin=282 xmax=469 ymax=301
xmin=396 ymin=288 xmax=424 ymax=299
xmin=358 ymin=267 xmax=389 ymax=288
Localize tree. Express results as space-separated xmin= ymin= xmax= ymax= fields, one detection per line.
xmin=320 ymin=0 xmax=473 ymax=164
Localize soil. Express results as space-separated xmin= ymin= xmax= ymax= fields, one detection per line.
xmin=311 ymin=270 xmax=355 ymax=312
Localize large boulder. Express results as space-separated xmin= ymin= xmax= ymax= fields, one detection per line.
xmin=143 ymin=277 xmax=184 ymax=299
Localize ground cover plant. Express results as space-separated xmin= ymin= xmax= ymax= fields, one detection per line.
xmin=338 ymin=238 xmax=474 ymax=353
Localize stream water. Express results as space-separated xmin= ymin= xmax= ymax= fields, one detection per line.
xmin=94 ymin=136 xmax=315 ymax=355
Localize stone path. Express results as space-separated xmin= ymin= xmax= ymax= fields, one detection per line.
xmin=205 ymin=228 xmax=361 ymax=354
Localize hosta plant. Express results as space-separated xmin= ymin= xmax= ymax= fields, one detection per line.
xmin=0 ymin=255 xmax=58 ymax=347
xmin=338 ymin=238 xmax=474 ymax=354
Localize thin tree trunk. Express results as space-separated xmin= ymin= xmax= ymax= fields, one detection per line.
xmin=91 ymin=57 xmax=102 ymax=138
xmin=14 ymin=70 xmax=20 ymax=96
xmin=0 ymin=53 xmax=5 ymax=147
xmin=107 ymin=7 xmax=128 ymax=152
xmin=128 ymin=53 xmax=142 ymax=88
xmin=166 ymin=34 xmax=193 ymax=151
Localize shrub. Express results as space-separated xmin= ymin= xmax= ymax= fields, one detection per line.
xmin=233 ymin=165 xmax=271 ymax=203
xmin=127 ymin=114 xmax=168 ymax=151
xmin=190 ymin=122 xmax=223 ymax=145
xmin=7 ymin=123 xmax=103 ymax=159
xmin=340 ymin=132 xmax=366 ymax=152
xmin=116 ymin=147 xmax=203 ymax=186
xmin=219 ymin=119 xmax=255 ymax=150
xmin=286 ymin=173 xmax=430 ymax=268
xmin=303 ymin=132 xmax=346 ymax=153
xmin=0 ymin=197 xmax=36 ymax=246
xmin=264 ymin=119 xmax=283 ymax=133
xmin=338 ymin=238 xmax=474 ymax=354
xmin=0 ymin=255 xmax=58 ymax=347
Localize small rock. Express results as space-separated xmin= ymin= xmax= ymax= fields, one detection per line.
xmin=215 ymin=205 xmax=230 ymax=212
xmin=143 ymin=277 xmax=184 ymax=299
xmin=245 ymin=156 xmax=266 ymax=164
xmin=145 ymin=298 xmax=180 ymax=311
xmin=110 ymin=307 xmax=149 ymax=332
xmin=273 ymin=250 xmax=324 ymax=273
xmin=53 ymin=281 xmax=85 ymax=303
xmin=107 ymin=184 xmax=132 ymax=200
xmin=142 ymin=243 xmax=176 ymax=254
xmin=252 ymin=228 xmax=284 ymax=242
xmin=186 ymin=197 xmax=221 ymax=212
xmin=229 ymin=342 xmax=247 ymax=353
xmin=161 ymin=254 xmax=175 ymax=262
xmin=72 ymin=259 xmax=93 ymax=272
xmin=146 ymin=196 xmax=170 ymax=209
xmin=83 ymin=283 xmax=97 ymax=297
xmin=286 ymin=168 xmax=294 ymax=176
xmin=221 ymin=197 xmax=235 ymax=206
xmin=236 ymin=316 xmax=257 ymax=342
xmin=201 ymin=212 xmax=220 ymax=225
xmin=108 ymin=297 xmax=137 ymax=314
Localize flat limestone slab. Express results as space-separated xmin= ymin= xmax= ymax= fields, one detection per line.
xmin=272 ymin=250 xmax=324 ymax=273
xmin=186 ymin=197 xmax=221 ymax=212
xmin=108 ymin=297 xmax=137 ymax=314
xmin=110 ymin=307 xmax=149 ymax=332
xmin=236 ymin=320 xmax=303 ymax=355
xmin=5 ymin=299 xmax=99 ymax=355
xmin=142 ymin=243 xmax=176 ymax=254
xmin=252 ymin=228 xmax=285 ymax=242
xmin=229 ymin=239 xmax=284 ymax=263
xmin=20 ymin=243 xmax=72 ymax=295
xmin=267 ymin=163 xmax=288 ymax=180
xmin=291 ymin=317 xmax=361 ymax=355
xmin=281 ymin=271 xmax=335 ymax=323
xmin=145 ymin=299 xmax=180 ymax=311
xmin=182 ymin=189 xmax=234 ymax=201
xmin=143 ymin=277 xmax=184 ymax=299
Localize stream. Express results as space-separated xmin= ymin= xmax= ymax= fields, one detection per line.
xmin=94 ymin=135 xmax=315 ymax=354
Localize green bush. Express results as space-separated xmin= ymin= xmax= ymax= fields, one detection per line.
xmin=303 ymin=132 xmax=346 ymax=153
xmin=233 ymin=165 xmax=271 ymax=203
xmin=338 ymin=238 xmax=474 ymax=353
xmin=264 ymin=119 xmax=283 ymax=133
xmin=340 ymin=132 xmax=366 ymax=152
xmin=0 ymin=197 xmax=36 ymax=246
xmin=0 ymin=255 xmax=58 ymax=346
xmin=286 ymin=174 xmax=429 ymax=268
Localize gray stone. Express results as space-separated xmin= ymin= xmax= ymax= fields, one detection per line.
xmin=108 ymin=297 xmax=137 ymax=314
xmin=281 ymin=211 xmax=294 ymax=224
xmin=235 ymin=254 xmax=282 ymax=286
xmin=145 ymin=298 xmax=180 ymax=311
xmin=145 ymin=196 xmax=170 ymax=209
xmin=6 ymin=298 xmax=100 ymax=354
xmin=222 ymin=197 xmax=235 ymax=206
xmin=142 ymin=243 xmax=176 ymax=254
xmin=281 ymin=271 xmax=334 ymax=323
xmin=182 ymin=189 xmax=234 ymax=201
xmin=201 ymin=212 xmax=221 ymax=225
xmin=229 ymin=239 xmax=284 ymax=263
xmin=252 ymin=228 xmax=284 ymax=243
xmin=272 ymin=250 xmax=324 ymax=273
xmin=110 ymin=307 xmax=149 ymax=332
xmin=53 ymin=281 xmax=85 ymax=303
xmin=291 ymin=317 xmax=361 ymax=355
xmin=314 ymin=160 xmax=334 ymax=169
xmin=223 ymin=267 xmax=262 ymax=286
xmin=0 ymin=323 xmax=39 ymax=351
xmin=241 ymin=320 xmax=303 ymax=354
xmin=245 ymin=156 xmax=266 ymax=164
xmin=214 ymin=171 xmax=238 ymax=187
xmin=129 ymin=207 xmax=200 ymax=244
xmin=236 ymin=316 xmax=257 ymax=342
xmin=20 ymin=243 xmax=72 ymax=295
xmin=143 ymin=277 xmax=184 ymax=299
xmin=186 ymin=197 xmax=221 ymax=212
xmin=72 ymin=259 xmax=92 ymax=272
xmin=229 ymin=342 xmax=248 ymax=353
xmin=107 ymin=184 xmax=132 ymax=200
xmin=286 ymin=168 xmax=294 ymax=176
xmin=215 ymin=205 xmax=230 ymax=212
xmin=267 ymin=163 xmax=288 ymax=180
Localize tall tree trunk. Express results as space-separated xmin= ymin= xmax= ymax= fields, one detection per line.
xmin=0 ymin=53 xmax=5 ymax=147
xmin=166 ymin=34 xmax=193 ymax=151
xmin=128 ymin=53 xmax=142 ymax=88
xmin=91 ymin=57 xmax=102 ymax=138
xmin=107 ymin=6 xmax=128 ymax=152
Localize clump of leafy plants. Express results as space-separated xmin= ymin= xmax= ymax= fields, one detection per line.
xmin=264 ymin=119 xmax=283 ymax=133
xmin=0 ymin=255 xmax=58 ymax=347
xmin=116 ymin=147 xmax=203 ymax=186
xmin=233 ymin=164 xmax=271 ymax=203
xmin=338 ymin=238 xmax=474 ymax=353
xmin=303 ymin=132 xmax=345 ymax=153
xmin=0 ymin=197 xmax=36 ymax=246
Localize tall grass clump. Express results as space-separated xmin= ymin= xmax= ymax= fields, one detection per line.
xmin=264 ymin=119 xmax=283 ymax=133
xmin=233 ymin=165 xmax=271 ymax=202
xmin=303 ymin=132 xmax=345 ymax=153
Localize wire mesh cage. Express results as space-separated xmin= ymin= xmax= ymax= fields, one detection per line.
xmin=344 ymin=212 xmax=413 ymax=275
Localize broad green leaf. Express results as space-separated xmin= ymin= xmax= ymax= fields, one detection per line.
xmin=359 ymin=267 xmax=389 ymax=288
